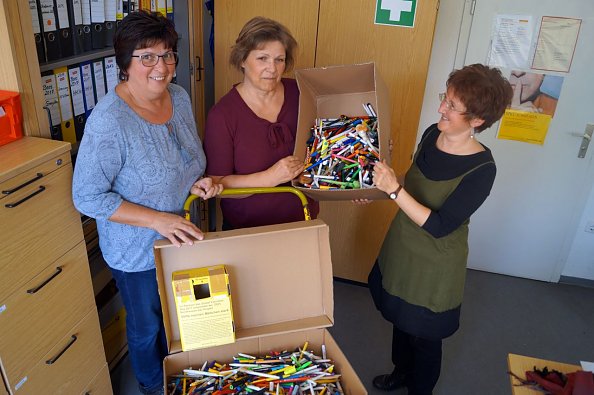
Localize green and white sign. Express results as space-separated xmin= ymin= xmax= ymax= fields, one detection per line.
xmin=375 ymin=0 xmax=417 ymax=28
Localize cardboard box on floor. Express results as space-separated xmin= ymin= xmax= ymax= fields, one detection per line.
xmin=154 ymin=219 xmax=367 ymax=394
xmin=293 ymin=62 xmax=391 ymax=201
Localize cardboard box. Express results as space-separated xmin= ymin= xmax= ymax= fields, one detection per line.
xmin=294 ymin=62 xmax=391 ymax=200
xmin=172 ymin=265 xmax=235 ymax=351
xmin=154 ymin=220 xmax=367 ymax=394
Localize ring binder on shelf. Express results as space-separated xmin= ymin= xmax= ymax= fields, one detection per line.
xmin=90 ymin=0 xmax=106 ymax=49
xmin=104 ymin=0 xmax=117 ymax=47
xmin=67 ymin=0 xmax=85 ymax=55
xmin=81 ymin=0 xmax=93 ymax=51
xmin=40 ymin=0 xmax=62 ymax=61
xmin=29 ymin=0 xmax=46 ymax=63
xmin=80 ymin=61 xmax=96 ymax=120
xmin=91 ymin=59 xmax=107 ymax=103
xmin=68 ymin=64 xmax=87 ymax=141
xmin=54 ymin=0 xmax=74 ymax=58
xmin=54 ymin=66 xmax=77 ymax=145
xmin=41 ymin=71 xmax=63 ymax=141
xmin=104 ymin=56 xmax=118 ymax=93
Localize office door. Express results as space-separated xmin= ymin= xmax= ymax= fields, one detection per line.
xmin=460 ymin=1 xmax=594 ymax=281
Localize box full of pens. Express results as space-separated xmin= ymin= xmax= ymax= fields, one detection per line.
xmin=293 ymin=62 xmax=391 ymax=200
xmin=154 ymin=220 xmax=367 ymax=394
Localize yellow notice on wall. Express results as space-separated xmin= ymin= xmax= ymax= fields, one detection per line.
xmin=172 ymin=265 xmax=235 ymax=351
xmin=498 ymin=109 xmax=552 ymax=145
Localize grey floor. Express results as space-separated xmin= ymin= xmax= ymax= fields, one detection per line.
xmin=110 ymin=269 xmax=594 ymax=394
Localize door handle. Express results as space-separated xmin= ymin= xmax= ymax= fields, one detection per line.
xmin=27 ymin=267 xmax=63 ymax=294
xmin=2 ymin=173 xmax=44 ymax=195
xmin=195 ymin=56 xmax=204 ymax=82
xmin=45 ymin=335 xmax=77 ymax=365
xmin=578 ymin=124 xmax=594 ymax=158
xmin=4 ymin=186 xmax=46 ymax=208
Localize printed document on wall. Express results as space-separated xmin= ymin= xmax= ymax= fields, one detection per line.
xmin=532 ymin=16 xmax=581 ymax=73
xmin=487 ymin=15 xmax=534 ymax=69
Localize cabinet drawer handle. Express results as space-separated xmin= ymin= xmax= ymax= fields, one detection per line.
xmin=27 ymin=267 xmax=63 ymax=294
xmin=2 ymin=173 xmax=44 ymax=195
xmin=4 ymin=186 xmax=46 ymax=208
xmin=46 ymin=335 xmax=77 ymax=365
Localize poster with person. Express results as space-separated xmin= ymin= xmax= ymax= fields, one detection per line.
xmin=498 ymin=70 xmax=564 ymax=144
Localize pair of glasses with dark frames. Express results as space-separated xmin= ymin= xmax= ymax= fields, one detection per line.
xmin=131 ymin=52 xmax=179 ymax=67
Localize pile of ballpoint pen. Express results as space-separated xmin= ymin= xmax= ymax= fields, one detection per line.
xmin=299 ymin=114 xmax=380 ymax=190
xmin=167 ymin=342 xmax=344 ymax=395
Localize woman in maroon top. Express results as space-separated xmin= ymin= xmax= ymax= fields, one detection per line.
xmin=204 ymin=17 xmax=319 ymax=229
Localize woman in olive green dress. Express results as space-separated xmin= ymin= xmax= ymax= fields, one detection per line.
xmin=369 ymin=64 xmax=513 ymax=395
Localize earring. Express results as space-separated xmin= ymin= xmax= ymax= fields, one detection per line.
xmin=470 ymin=128 xmax=475 ymax=139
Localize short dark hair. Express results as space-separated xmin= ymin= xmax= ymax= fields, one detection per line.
xmin=447 ymin=64 xmax=513 ymax=132
xmin=114 ymin=10 xmax=178 ymax=81
xmin=229 ymin=17 xmax=297 ymax=73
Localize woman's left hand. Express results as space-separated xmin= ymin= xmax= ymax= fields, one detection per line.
xmin=191 ymin=177 xmax=223 ymax=200
xmin=373 ymin=160 xmax=399 ymax=194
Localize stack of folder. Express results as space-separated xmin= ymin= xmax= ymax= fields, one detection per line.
xmin=34 ymin=1 xmax=175 ymax=147
xmin=30 ymin=0 xmax=164 ymax=63
xmin=41 ymin=55 xmax=118 ymax=146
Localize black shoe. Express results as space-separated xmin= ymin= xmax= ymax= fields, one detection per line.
xmin=372 ymin=370 xmax=409 ymax=391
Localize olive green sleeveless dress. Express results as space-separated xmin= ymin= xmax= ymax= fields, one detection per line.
xmin=369 ymin=130 xmax=495 ymax=339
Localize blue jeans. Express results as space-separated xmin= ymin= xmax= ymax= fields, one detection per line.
xmin=110 ymin=268 xmax=168 ymax=394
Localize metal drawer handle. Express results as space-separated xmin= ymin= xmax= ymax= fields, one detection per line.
xmin=27 ymin=267 xmax=63 ymax=294
xmin=46 ymin=335 xmax=77 ymax=365
xmin=4 ymin=186 xmax=46 ymax=208
xmin=2 ymin=173 xmax=44 ymax=195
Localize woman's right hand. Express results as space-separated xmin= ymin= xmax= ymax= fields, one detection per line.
xmin=267 ymin=155 xmax=304 ymax=185
xmin=151 ymin=211 xmax=204 ymax=247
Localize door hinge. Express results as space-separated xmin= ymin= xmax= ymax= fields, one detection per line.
xmin=189 ymin=62 xmax=194 ymax=76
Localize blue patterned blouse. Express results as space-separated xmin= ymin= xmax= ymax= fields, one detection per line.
xmin=72 ymin=83 xmax=206 ymax=272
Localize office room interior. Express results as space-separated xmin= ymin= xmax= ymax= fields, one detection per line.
xmin=1 ymin=0 xmax=593 ymax=395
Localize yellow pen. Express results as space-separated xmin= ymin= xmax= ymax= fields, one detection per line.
xmin=299 ymin=341 xmax=308 ymax=360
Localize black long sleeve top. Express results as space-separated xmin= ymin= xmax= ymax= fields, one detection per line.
xmin=417 ymin=124 xmax=496 ymax=238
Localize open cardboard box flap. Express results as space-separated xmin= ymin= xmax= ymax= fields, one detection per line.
xmin=293 ymin=62 xmax=392 ymax=200
xmin=154 ymin=219 xmax=334 ymax=354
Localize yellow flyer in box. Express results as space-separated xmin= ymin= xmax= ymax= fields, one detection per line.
xmin=172 ymin=265 xmax=235 ymax=351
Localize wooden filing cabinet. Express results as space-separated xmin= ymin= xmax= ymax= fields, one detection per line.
xmin=0 ymin=137 xmax=110 ymax=394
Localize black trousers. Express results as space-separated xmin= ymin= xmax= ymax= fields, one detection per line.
xmin=392 ymin=325 xmax=442 ymax=395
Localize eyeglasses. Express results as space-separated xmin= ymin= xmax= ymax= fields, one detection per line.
xmin=438 ymin=93 xmax=468 ymax=114
xmin=131 ymin=52 xmax=178 ymax=67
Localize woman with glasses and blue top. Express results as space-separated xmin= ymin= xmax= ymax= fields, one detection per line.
xmin=368 ymin=64 xmax=513 ymax=395
xmin=72 ymin=11 xmax=222 ymax=395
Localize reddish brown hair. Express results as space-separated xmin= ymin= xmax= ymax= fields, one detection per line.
xmin=447 ymin=64 xmax=513 ymax=132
